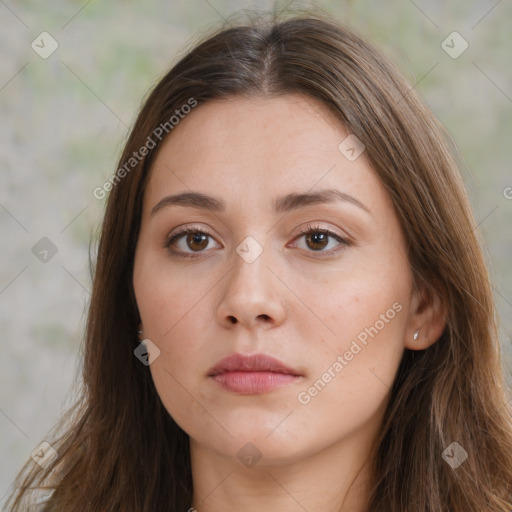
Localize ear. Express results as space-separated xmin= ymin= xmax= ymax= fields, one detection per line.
xmin=405 ymin=283 xmax=447 ymax=350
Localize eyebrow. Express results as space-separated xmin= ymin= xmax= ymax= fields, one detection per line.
xmin=150 ymin=188 xmax=370 ymax=217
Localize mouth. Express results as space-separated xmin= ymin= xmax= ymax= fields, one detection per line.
xmin=207 ymin=353 xmax=303 ymax=394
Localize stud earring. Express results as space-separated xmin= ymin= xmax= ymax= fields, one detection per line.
xmin=413 ymin=330 xmax=419 ymax=341
xmin=137 ymin=324 xmax=143 ymax=340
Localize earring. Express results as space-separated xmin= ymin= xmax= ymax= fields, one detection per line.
xmin=137 ymin=324 xmax=143 ymax=340
xmin=413 ymin=330 xmax=419 ymax=341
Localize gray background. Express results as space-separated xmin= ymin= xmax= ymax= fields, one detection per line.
xmin=1 ymin=0 xmax=511 ymax=505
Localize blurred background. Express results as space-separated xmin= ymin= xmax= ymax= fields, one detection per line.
xmin=1 ymin=0 xmax=511 ymax=504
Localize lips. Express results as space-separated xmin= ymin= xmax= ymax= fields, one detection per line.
xmin=207 ymin=353 xmax=303 ymax=394
xmin=208 ymin=353 xmax=301 ymax=377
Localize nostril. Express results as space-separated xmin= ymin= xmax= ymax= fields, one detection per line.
xmin=228 ymin=316 xmax=237 ymax=324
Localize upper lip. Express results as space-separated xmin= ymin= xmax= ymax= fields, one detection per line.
xmin=207 ymin=353 xmax=302 ymax=377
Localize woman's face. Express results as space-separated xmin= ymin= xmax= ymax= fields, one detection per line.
xmin=133 ymin=93 xmax=420 ymax=465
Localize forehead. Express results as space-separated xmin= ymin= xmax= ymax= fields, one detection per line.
xmin=144 ymin=93 xmax=387 ymax=214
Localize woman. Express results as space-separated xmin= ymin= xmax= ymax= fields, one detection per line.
xmin=6 ymin=9 xmax=512 ymax=512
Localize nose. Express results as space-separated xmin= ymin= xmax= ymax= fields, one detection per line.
xmin=215 ymin=241 xmax=287 ymax=330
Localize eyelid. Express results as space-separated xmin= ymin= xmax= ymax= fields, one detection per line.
xmin=292 ymin=222 xmax=350 ymax=241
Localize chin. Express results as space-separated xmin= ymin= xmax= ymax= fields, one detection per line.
xmin=202 ymin=433 xmax=310 ymax=468
xmin=192 ymin=415 xmax=335 ymax=468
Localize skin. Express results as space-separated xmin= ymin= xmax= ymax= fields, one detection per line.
xmin=132 ymin=93 xmax=445 ymax=512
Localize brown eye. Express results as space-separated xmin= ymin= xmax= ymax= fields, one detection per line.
xmin=164 ymin=227 xmax=221 ymax=258
xmin=185 ymin=232 xmax=209 ymax=251
xmin=304 ymin=231 xmax=329 ymax=251
xmin=292 ymin=224 xmax=350 ymax=257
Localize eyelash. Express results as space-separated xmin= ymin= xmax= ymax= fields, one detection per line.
xmin=164 ymin=223 xmax=351 ymax=259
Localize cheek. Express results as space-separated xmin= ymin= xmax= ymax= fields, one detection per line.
xmin=139 ymin=276 xmax=208 ymax=381
xmin=294 ymin=270 xmax=407 ymax=404
xmin=134 ymin=261 xmax=212 ymax=421
xmin=146 ymin=313 xmax=213 ymax=439
xmin=289 ymin=299 xmax=405 ymax=450
xmin=134 ymin=257 xmax=212 ymax=342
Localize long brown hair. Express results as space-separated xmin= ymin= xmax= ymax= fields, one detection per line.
xmin=6 ymin=8 xmax=512 ymax=511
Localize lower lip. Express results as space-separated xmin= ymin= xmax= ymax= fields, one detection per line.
xmin=211 ymin=371 xmax=300 ymax=394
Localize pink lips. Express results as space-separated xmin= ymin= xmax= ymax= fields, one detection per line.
xmin=207 ymin=353 xmax=302 ymax=394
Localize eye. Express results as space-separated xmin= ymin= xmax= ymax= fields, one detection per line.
xmin=164 ymin=225 xmax=221 ymax=258
xmin=291 ymin=223 xmax=350 ymax=257
xmin=164 ymin=223 xmax=351 ymax=259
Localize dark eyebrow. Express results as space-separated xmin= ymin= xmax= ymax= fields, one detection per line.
xmin=150 ymin=189 xmax=370 ymax=217
xmin=272 ymin=189 xmax=370 ymax=215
